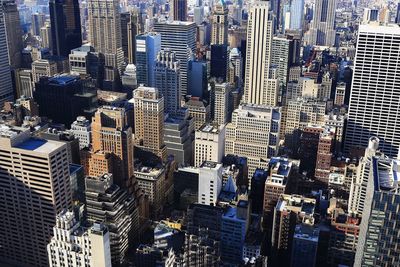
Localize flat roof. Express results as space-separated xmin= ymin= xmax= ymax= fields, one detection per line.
xmin=14 ymin=138 xmax=64 ymax=154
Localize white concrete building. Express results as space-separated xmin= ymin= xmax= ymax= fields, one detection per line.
xmin=194 ymin=123 xmax=225 ymax=167
xmin=47 ymin=210 xmax=112 ymax=267
xmin=198 ymin=161 xmax=223 ymax=206
xmin=71 ymin=116 xmax=92 ymax=149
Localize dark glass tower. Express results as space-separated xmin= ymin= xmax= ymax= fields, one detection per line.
xmin=49 ymin=0 xmax=82 ymax=57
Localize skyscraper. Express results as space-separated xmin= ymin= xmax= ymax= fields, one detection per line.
xmin=87 ymin=0 xmax=124 ymax=89
xmin=1 ymin=0 xmax=23 ymax=68
xmin=353 ymin=139 xmax=400 ymax=266
xmin=133 ymin=86 xmax=166 ymax=161
xmin=153 ymin=21 xmax=196 ymax=94
xmin=0 ymin=125 xmax=72 ymax=267
xmin=49 ymin=0 xmax=82 ymax=57
xmin=154 ymin=49 xmax=181 ymax=116
xmin=211 ymin=0 xmax=228 ymax=45
xmin=289 ymin=0 xmax=304 ymax=30
xmin=306 ymin=0 xmax=337 ymax=46
xmin=198 ymin=161 xmax=223 ymax=205
xmin=135 ymin=32 xmax=161 ymax=87
xmin=344 ymin=24 xmax=400 ymax=158
xmin=0 ymin=8 xmax=13 ymax=107
xmin=90 ymin=106 xmax=134 ymax=190
xmin=396 ymin=3 xmax=400 ymax=24
xmin=47 ymin=211 xmax=112 ymax=267
xmin=170 ymin=0 xmax=187 ymax=21
xmin=243 ymin=1 xmax=279 ymax=106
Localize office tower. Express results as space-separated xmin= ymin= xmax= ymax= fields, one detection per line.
xmin=210 ymin=44 xmax=229 ymax=81
xmin=198 ymin=161 xmax=223 ymax=205
xmin=47 ymin=211 xmax=112 ymax=267
xmin=71 ymin=116 xmax=92 ymax=149
xmin=345 ymin=24 xmax=400 ymax=158
xmin=85 ymin=174 xmax=139 ymax=266
xmin=133 ymin=86 xmax=166 ymax=161
xmin=135 ymin=166 xmax=165 ymax=216
xmin=154 ymin=49 xmax=181 ymax=116
xmin=121 ymin=64 xmax=137 ymax=97
xmin=40 ymin=23 xmax=52 ymax=49
xmin=334 ymin=83 xmax=346 ymax=106
xmin=289 ymin=0 xmax=304 ymax=30
xmin=314 ymin=127 xmax=335 ymax=185
xmin=263 ymin=157 xmax=294 ymax=215
xmin=244 ymin=1 xmax=278 ymax=106
xmin=49 ymin=0 xmax=82 ymax=57
xmin=396 ymin=3 xmax=400 ymax=24
xmin=127 ymin=9 xmax=139 ymax=64
xmin=298 ymin=125 xmax=324 ymax=177
xmin=282 ymin=98 xmax=326 ymax=148
xmin=290 ymin=224 xmax=319 ymax=267
xmin=211 ymin=0 xmax=228 ymax=45
xmin=164 ymin=108 xmax=194 ymax=165
xmin=272 ymin=194 xmax=316 ymax=265
xmin=15 ymin=69 xmax=33 ymax=98
xmin=120 ymin=12 xmax=131 ymax=61
xmin=184 ymin=97 xmax=211 ymax=130
xmin=89 ymin=106 xmax=134 ymax=189
xmin=153 ymin=21 xmax=196 ymax=94
xmin=34 ymin=75 xmax=97 ymax=126
xmin=354 ymin=144 xmax=400 ymax=266
xmin=87 ymin=0 xmax=124 ymax=88
xmin=31 ymin=13 xmax=46 ymax=36
xmin=0 ymin=125 xmax=72 ymax=267
xmin=170 ymin=0 xmax=187 ymax=21
xmin=362 ymin=8 xmax=379 ymax=24
xmin=348 ymin=137 xmax=380 ymax=216
xmin=271 ymin=36 xmax=293 ymax=86
xmin=221 ymin=200 xmax=249 ymax=264
xmin=194 ymin=123 xmax=225 ymax=167
xmin=69 ymin=45 xmax=105 ymax=87
xmin=182 ymin=232 xmax=221 ymax=265
xmin=327 ymin=209 xmax=360 ymax=267
xmin=229 ymin=48 xmax=243 ymax=87
xmin=40 ymin=129 xmax=81 ymax=164
xmin=249 ymin=169 xmax=268 ymax=214
xmin=187 ymin=203 xmax=224 ymax=239
xmin=211 ymin=82 xmax=231 ymax=125
xmin=0 ymin=9 xmax=13 ymax=107
xmin=174 ymin=166 xmax=199 ymax=205
xmin=188 ymin=59 xmax=208 ymax=99
xmin=306 ymin=0 xmax=337 ymax=46
xmin=193 ymin=3 xmax=204 ymax=25
xmin=1 ymin=0 xmax=22 ymax=68
xmin=225 ymin=104 xmax=281 ymax=178
xmin=31 ymin=59 xmax=59 ymax=83
xmin=135 ymin=32 xmax=161 ymax=87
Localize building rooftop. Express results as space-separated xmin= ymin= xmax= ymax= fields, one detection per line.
xmin=14 ymin=137 xmax=65 ymax=153
xmin=49 ymin=75 xmax=79 ymax=85
xmin=200 ymin=161 xmax=220 ymax=169
xmin=198 ymin=123 xmax=220 ymax=134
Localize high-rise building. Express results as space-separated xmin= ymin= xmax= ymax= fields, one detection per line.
xmin=154 ymin=49 xmax=181 ymax=116
xmin=135 ymin=32 xmax=161 ymax=87
xmin=345 ymin=24 xmax=400 ymax=158
xmin=0 ymin=8 xmax=13 ymax=107
xmin=289 ymin=0 xmax=304 ymax=30
xmin=362 ymin=8 xmax=379 ymax=24
xmin=15 ymin=69 xmax=34 ymax=98
xmin=243 ymin=1 xmax=278 ymax=106
xmin=153 ymin=21 xmax=196 ymax=95
xmin=170 ymin=0 xmax=187 ymax=21
xmin=121 ymin=64 xmax=137 ymax=97
xmin=290 ymin=224 xmax=319 ymax=267
xmin=271 ymin=36 xmax=293 ymax=86
xmin=0 ymin=125 xmax=72 ymax=267
xmin=211 ymin=82 xmax=231 ymax=126
xmin=31 ymin=12 xmax=46 ymax=36
xmin=71 ymin=116 xmax=92 ymax=149
xmin=85 ymin=173 xmax=139 ymax=266
xmin=229 ymin=48 xmax=243 ymax=87
xmin=198 ymin=161 xmax=223 ymax=206
xmin=1 ymin=0 xmax=23 ymax=68
xmin=354 ymin=142 xmax=400 ymax=266
xmin=89 ymin=106 xmax=134 ymax=189
xmin=188 ymin=59 xmax=208 ymax=99
xmin=210 ymin=44 xmax=229 ymax=81
xmin=87 ymin=0 xmax=124 ymax=88
xmin=225 ymin=104 xmax=281 ymax=178
xmin=40 ymin=22 xmax=52 ymax=50
xmin=126 ymin=10 xmax=139 ymax=64
xmin=211 ymin=0 xmax=228 ymax=45
xmin=306 ymin=0 xmax=337 ymax=46
xmin=31 ymin=58 xmax=59 ymax=83
xmin=194 ymin=123 xmax=225 ymax=167
xmin=47 ymin=210 xmax=112 ymax=267
xmin=396 ymin=3 xmax=400 ymax=24
xmin=133 ymin=86 xmax=166 ymax=161
xmin=49 ymin=0 xmax=82 ymax=57
xmin=184 ymin=97 xmax=211 ymax=130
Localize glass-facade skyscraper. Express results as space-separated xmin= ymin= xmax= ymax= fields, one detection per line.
xmin=49 ymin=0 xmax=82 ymax=57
